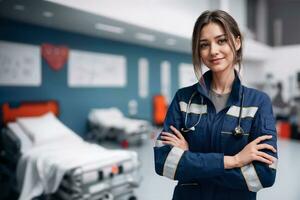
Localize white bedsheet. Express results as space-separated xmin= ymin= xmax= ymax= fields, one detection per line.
xmin=7 ymin=122 xmax=33 ymax=153
xmin=15 ymin=113 xmax=137 ymax=200
xmin=89 ymin=108 xmax=150 ymax=134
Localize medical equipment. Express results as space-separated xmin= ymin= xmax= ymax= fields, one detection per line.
xmin=87 ymin=108 xmax=151 ymax=147
xmin=181 ymin=92 xmax=204 ymax=132
xmin=1 ymin=101 xmax=141 ymax=200
xmin=181 ymin=89 xmax=245 ymax=138
xmin=232 ymin=89 xmax=245 ymax=138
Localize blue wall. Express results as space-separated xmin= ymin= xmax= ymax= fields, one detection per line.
xmin=0 ymin=19 xmax=191 ymax=135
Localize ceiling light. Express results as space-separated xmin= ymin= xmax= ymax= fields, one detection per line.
xmin=14 ymin=4 xmax=25 ymax=11
xmin=166 ymin=38 xmax=176 ymax=46
xmin=43 ymin=11 xmax=54 ymax=18
xmin=95 ymin=23 xmax=124 ymax=34
xmin=135 ymin=33 xmax=155 ymax=42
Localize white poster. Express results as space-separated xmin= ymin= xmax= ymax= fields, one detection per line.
xmin=161 ymin=60 xmax=171 ymax=103
xmin=178 ymin=63 xmax=198 ymax=88
xmin=0 ymin=40 xmax=41 ymax=86
xmin=68 ymin=50 xmax=126 ymax=87
xmin=138 ymin=58 xmax=149 ymax=98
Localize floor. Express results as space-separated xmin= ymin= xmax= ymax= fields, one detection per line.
xmin=257 ymin=139 xmax=300 ymax=200
xmin=104 ymin=136 xmax=300 ymax=200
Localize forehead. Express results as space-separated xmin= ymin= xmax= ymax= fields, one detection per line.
xmin=200 ymin=22 xmax=226 ymax=39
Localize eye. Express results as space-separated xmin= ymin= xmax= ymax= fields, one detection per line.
xmin=200 ymin=43 xmax=209 ymax=49
xmin=218 ymin=38 xmax=227 ymax=45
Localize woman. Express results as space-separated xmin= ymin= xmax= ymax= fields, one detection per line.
xmin=154 ymin=10 xmax=277 ymax=200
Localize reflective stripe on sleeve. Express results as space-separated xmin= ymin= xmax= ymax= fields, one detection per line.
xmin=163 ymin=147 xmax=184 ymax=179
xmin=179 ymin=101 xmax=207 ymax=115
xmin=155 ymin=139 xmax=165 ymax=147
xmin=241 ymin=163 xmax=263 ymax=192
xmin=227 ymin=106 xmax=258 ymax=118
xmin=269 ymin=158 xmax=278 ymax=170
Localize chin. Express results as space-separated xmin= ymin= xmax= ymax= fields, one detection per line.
xmin=207 ymin=64 xmax=229 ymax=73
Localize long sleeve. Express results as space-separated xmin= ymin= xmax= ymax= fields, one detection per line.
xmin=154 ymin=91 xmax=225 ymax=181
xmin=209 ymin=94 xmax=278 ymax=192
xmin=154 ymin=91 xmax=277 ymax=192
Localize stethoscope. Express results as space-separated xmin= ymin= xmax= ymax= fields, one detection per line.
xmin=181 ymin=89 xmax=245 ymax=138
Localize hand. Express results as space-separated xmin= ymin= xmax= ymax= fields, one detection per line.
xmin=161 ymin=125 xmax=189 ymax=151
xmin=224 ymin=135 xmax=277 ymax=169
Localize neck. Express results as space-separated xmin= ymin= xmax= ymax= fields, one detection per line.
xmin=211 ymin=68 xmax=235 ymax=94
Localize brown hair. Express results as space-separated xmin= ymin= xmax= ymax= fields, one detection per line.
xmin=192 ymin=10 xmax=243 ymax=81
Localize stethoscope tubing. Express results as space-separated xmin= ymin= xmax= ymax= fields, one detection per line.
xmin=182 ymin=88 xmax=245 ymax=138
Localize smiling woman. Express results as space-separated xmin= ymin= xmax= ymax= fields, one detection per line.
xmin=154 ymin=10 xmax=278 ymax=200
xmin=199 ymin=23 xmax=240 ymax=79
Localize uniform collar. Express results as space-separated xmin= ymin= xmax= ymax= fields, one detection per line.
xmin=196 ymin=70 xmax=243 ymax=106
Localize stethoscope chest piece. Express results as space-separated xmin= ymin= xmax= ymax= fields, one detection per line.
xmin=232 ymin=88 xmax=245 ymax=138
xmin=233 ymin=126 xmax=244 ymax=138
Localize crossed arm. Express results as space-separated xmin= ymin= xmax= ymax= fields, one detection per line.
xmin=154 ymin=93 xmax=278 ymax=192
xmin=161 ymin=125 xmax=276 ymax=170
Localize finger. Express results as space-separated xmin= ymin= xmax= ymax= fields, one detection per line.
xmin=257 ymin=144 xmax=277 ymax=153
xmin=161 ymin=132 xmax=177 ymax=139
xmin=161 ymin=135 xmax=178 ymax=143
xmin=170 ymin=126 xmax=184 ymax=139
xmin=254 ymin=155 xmax=273 ymax=165
xmin=254 ymin=135 xmax=272 ymax=144
xmin=162 ymin=140 xmax=176 ymax=146
xmin=170 ymin=125 xmax=184 ymax=139
xmin=257 ymin=151 xmax=275 ymax=163
xmin=255 ymin=135 xmax=272 ymax=143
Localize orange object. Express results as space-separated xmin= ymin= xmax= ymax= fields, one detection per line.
xmin=153 ymin=95 xmax=168 ymax=126
xmin=277 ymin=121 xmax=291 ymax=139
xmin=2 ymin=101 xmax=59 ymax=124
xmin=111 ymin=165 xmax=119 ymax=174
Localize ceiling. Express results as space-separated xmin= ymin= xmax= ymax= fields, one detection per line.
xmin=0 ymin=0 xmax=215 ymax=53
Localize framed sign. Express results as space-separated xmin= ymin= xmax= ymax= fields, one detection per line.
xmin=68 ymin=49 xmax=126 ymax=87
xmin=0 ymin=40 xmax=41 ymax=86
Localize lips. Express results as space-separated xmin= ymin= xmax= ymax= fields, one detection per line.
xmin=210 ymin=57 xmax=224 ymax=64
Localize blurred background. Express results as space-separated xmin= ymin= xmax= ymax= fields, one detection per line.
xmin=0 ymin=0 xmax=300 ymax=200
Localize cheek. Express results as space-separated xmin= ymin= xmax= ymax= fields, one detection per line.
xmin=200 ymin=51 xmax=209 ymax=63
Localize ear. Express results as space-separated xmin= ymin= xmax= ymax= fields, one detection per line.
xmin=234 ymin=36 xmax=241 ymax=51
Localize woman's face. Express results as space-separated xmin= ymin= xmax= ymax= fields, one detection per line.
xmin=199 ymin=22 xmax=240 ymax=73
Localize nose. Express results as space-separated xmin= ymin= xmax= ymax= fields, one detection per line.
xmin=210 ymin=42 xmax=219 ymax=56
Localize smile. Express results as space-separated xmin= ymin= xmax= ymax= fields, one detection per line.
xmin=210 ymin=58 xmax=224 ymax=64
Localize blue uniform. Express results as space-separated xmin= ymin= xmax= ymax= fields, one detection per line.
xmin=154 ymin=70 xmax=278 ymax=200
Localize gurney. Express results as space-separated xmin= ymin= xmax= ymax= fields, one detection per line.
xmin=1 ymin=102 xmax=140 ymax=200
xmin=87 ymin=108 xmax=151 ymax=147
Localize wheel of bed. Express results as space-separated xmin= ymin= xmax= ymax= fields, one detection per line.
xmin=1 ymin=101 xmax=141 ymax=200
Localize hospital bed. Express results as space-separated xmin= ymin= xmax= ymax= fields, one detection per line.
xmin=1 ymin=101 xmax=140 ymax=200
xmin=87 ymin=108 xmax=151 ymax=147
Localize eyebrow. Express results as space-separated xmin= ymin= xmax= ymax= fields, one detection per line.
xmin=199 ymin=34 xmax=226 ymax=42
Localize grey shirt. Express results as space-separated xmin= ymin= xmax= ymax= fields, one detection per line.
xmin=209 ymin=89 xmax=230 ymax=113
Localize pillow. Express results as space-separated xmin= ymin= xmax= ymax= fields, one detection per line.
xmin=17 ymin=112 xmax=76 ymax=145
xmin=89 ymin=107 xmax=124 ymax=127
